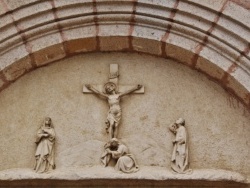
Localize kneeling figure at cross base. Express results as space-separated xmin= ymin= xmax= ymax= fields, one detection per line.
xmin=101 ymin=138 xmax=139 ymax=173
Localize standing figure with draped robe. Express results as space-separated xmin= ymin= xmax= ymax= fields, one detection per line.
xmin=34 ymin=117 xmax=56 ymax=173
xmin=169 ymin=118 xmax=192 ymax=174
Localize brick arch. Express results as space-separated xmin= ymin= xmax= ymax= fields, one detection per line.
xmin=0 ymin=0 xmax=249 ymax=108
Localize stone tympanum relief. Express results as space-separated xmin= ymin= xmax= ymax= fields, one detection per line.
xmin=0 ymin=54 xmax=248 ymax=186
xmin=84 ymin=64 xmax=143 ymax=173
xmin=101 ymin=138 xmax=139 ymax=173
xmin=169 ymin=118 xmax=192 ymax=174
xmin=34 ymin=117 xmax=56 ymax=173
xmin=84 ymin=64 xmax=144 ymax=139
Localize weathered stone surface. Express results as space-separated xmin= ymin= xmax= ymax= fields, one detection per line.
xmin=0 ymin=53 xmax=249 ymax=183
xmin=0 ymin=0 xmax=249 ymax=186
xmin=0 ymin=167 xmax=246 ymax=183
xmin=3 ymin=56 xmax=33 ymax=81
xmin=33 ymin=44 xmax=66 ymax=67
xmin=3 ymin=0 xmax=40 ymax=11
xmin=0 ymin=45 xmax=29 ymax=71
xmin=65 ymin=38 xmax=97 ymax=54
xmin=230 ymin=0 xmax=250 ymax=9
xmin=0 ymin=0 xmax=249 ymax=108
xmin=132 ymin=38 xmax=161 ymax=55
xmin=100 ymin=36 xmax=129 ymax=51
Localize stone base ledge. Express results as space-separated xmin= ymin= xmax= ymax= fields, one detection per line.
xmin=0 ymin=166 xmax=247 ymax=187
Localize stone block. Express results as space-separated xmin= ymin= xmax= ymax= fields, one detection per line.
xmin=97 ymin=14 xmax=131 ymax=23
xmin=0 ymin=2 xmax=7 ymax=15
xmin=33 ymin=44 xmax=66 ymax=67
xmin=226 ymin=67 xmax=250 ymax=105
xmin=132 ymin=37 xmax=161 ymax=55
xmin=62 ymin=24 xmax=96 ymax=40
xmin=0 ymin=44 xmax=29 ymax=70
xmin=166 ymin=30 xmax=198 ymax=57
xmin=170 ymin=22 xmax=206 ymax=42
xmin=165 ymin=43 xmax=194 ymax=65
xmin=223 ymin=1 xmax=250 ymax=28
xmin=16 ymin=11 xmax=54 ymax=31
xmin=137 ymin=0 xmax=176 ymax=8
xmin=0 ymin=24 xmax=18 ymax=45
xmin=11 ymin=1 xmax=52 ymax=21
xmin=100 ymin=36 xmax=129 ymax=51
xmin=206 ymin=35 xmax=240 ymax=61
xmin=217 ymin=16 xmax=250 ymax=45
xmin=3 ymin=56 xmax=33 ymax=81
xmin=177 ymin=1 xmax=218 ymax=24
xmin=135 ymin=15 xmax=169 ymax=31
xmin=212 ymin=26 xmax=248 ymax=53
xmin=174 ymin=8 xmax=214 ymax=33
xmin=55 ymin=2 xmax=93 ymax=19
xmin=196 ymin=56 xmax=225 ymax=80
xmin=96 ymin=1 xmax=133 ymax=13
xmin=133 ymin=25 xmax=166 ymax=41
xmin=184 ymin=0 xmax=228 ymax=11
xmin=137 ymin=0 xmax=175 ymax=20
xmin=238 ymin=55 xmax=250 ymax=72
xmin=0 ymin=14 xmax=13 ymax=28
xmin=3 ymin=0 xmax=39 ymax=11
xmin=230 ymin=0 xmax=250 ymax=9
xmin=0 ymin=35 xmax=23 ymax=56
xmin=99 ymin=24 xmax=130 ymax=37
xmin=24 ymin=22 xmax=58 ymax=39
xmin=199 ymin=43 xmax=234 ymax=73
xmin=65 ymin=38 xmax=97 ymax=54
xmin=0 ymin=15 xmax=18 ymax=52
xmin=29 ymin=32 xmax=63 ymax=52
xmin=54 ymin=0 xmax=92 ymax=8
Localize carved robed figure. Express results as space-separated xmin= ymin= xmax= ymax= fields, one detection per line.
xmin=101 ymin=138 xmax=139 ymax=173
xmin=34 ymin=117 xmax=56 ymax=173
xmin=169 ymin=118 xmax=192 ymax=174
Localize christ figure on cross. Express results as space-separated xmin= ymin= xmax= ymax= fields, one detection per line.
xmin=85 ymin=82 xmax=142 ymax=139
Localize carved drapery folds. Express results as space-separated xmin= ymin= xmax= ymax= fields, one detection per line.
xmin=34 ymin=117 xmax=56 ymax=173
xmin=101 ymin=138 xmax=139 ymax=173
xmin=169 ymin=118 xmax=192 ymax=174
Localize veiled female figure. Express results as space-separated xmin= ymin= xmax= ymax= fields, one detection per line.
xmin=34 ymin=117 xmax=56 ymax=173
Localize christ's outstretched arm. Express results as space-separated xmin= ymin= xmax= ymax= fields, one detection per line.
xmin=85 ymin=84 xmax=108 ymax=98
xmin=119 ymin=84 xmax=142 ymax=97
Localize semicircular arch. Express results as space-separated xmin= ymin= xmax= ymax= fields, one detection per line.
xmin=0 ymin=0 xmax=249 ymax=108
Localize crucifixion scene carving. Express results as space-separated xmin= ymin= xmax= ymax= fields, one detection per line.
xmin=0 ymin=52 xmax=249 ymax=186
xmin=83 ymin=64 xmax=144 ymax=139
xmin=0 ymin=0 xmax=250 ymax=187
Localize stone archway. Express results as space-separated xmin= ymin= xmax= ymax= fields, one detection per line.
xmin=0 ymin=0 xmax=250 ymax=187
xmin=0 ymin=0 xmax=249 ymax=109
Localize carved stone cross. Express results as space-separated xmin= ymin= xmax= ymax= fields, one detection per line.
xmin=83 ymin=64 xmax=144 ymax=94
xmin=83 ymin=64 xmax=144 ymax=139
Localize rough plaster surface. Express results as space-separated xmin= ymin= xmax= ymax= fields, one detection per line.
xmin=0 ymin=53 xmax=249 ymax=182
